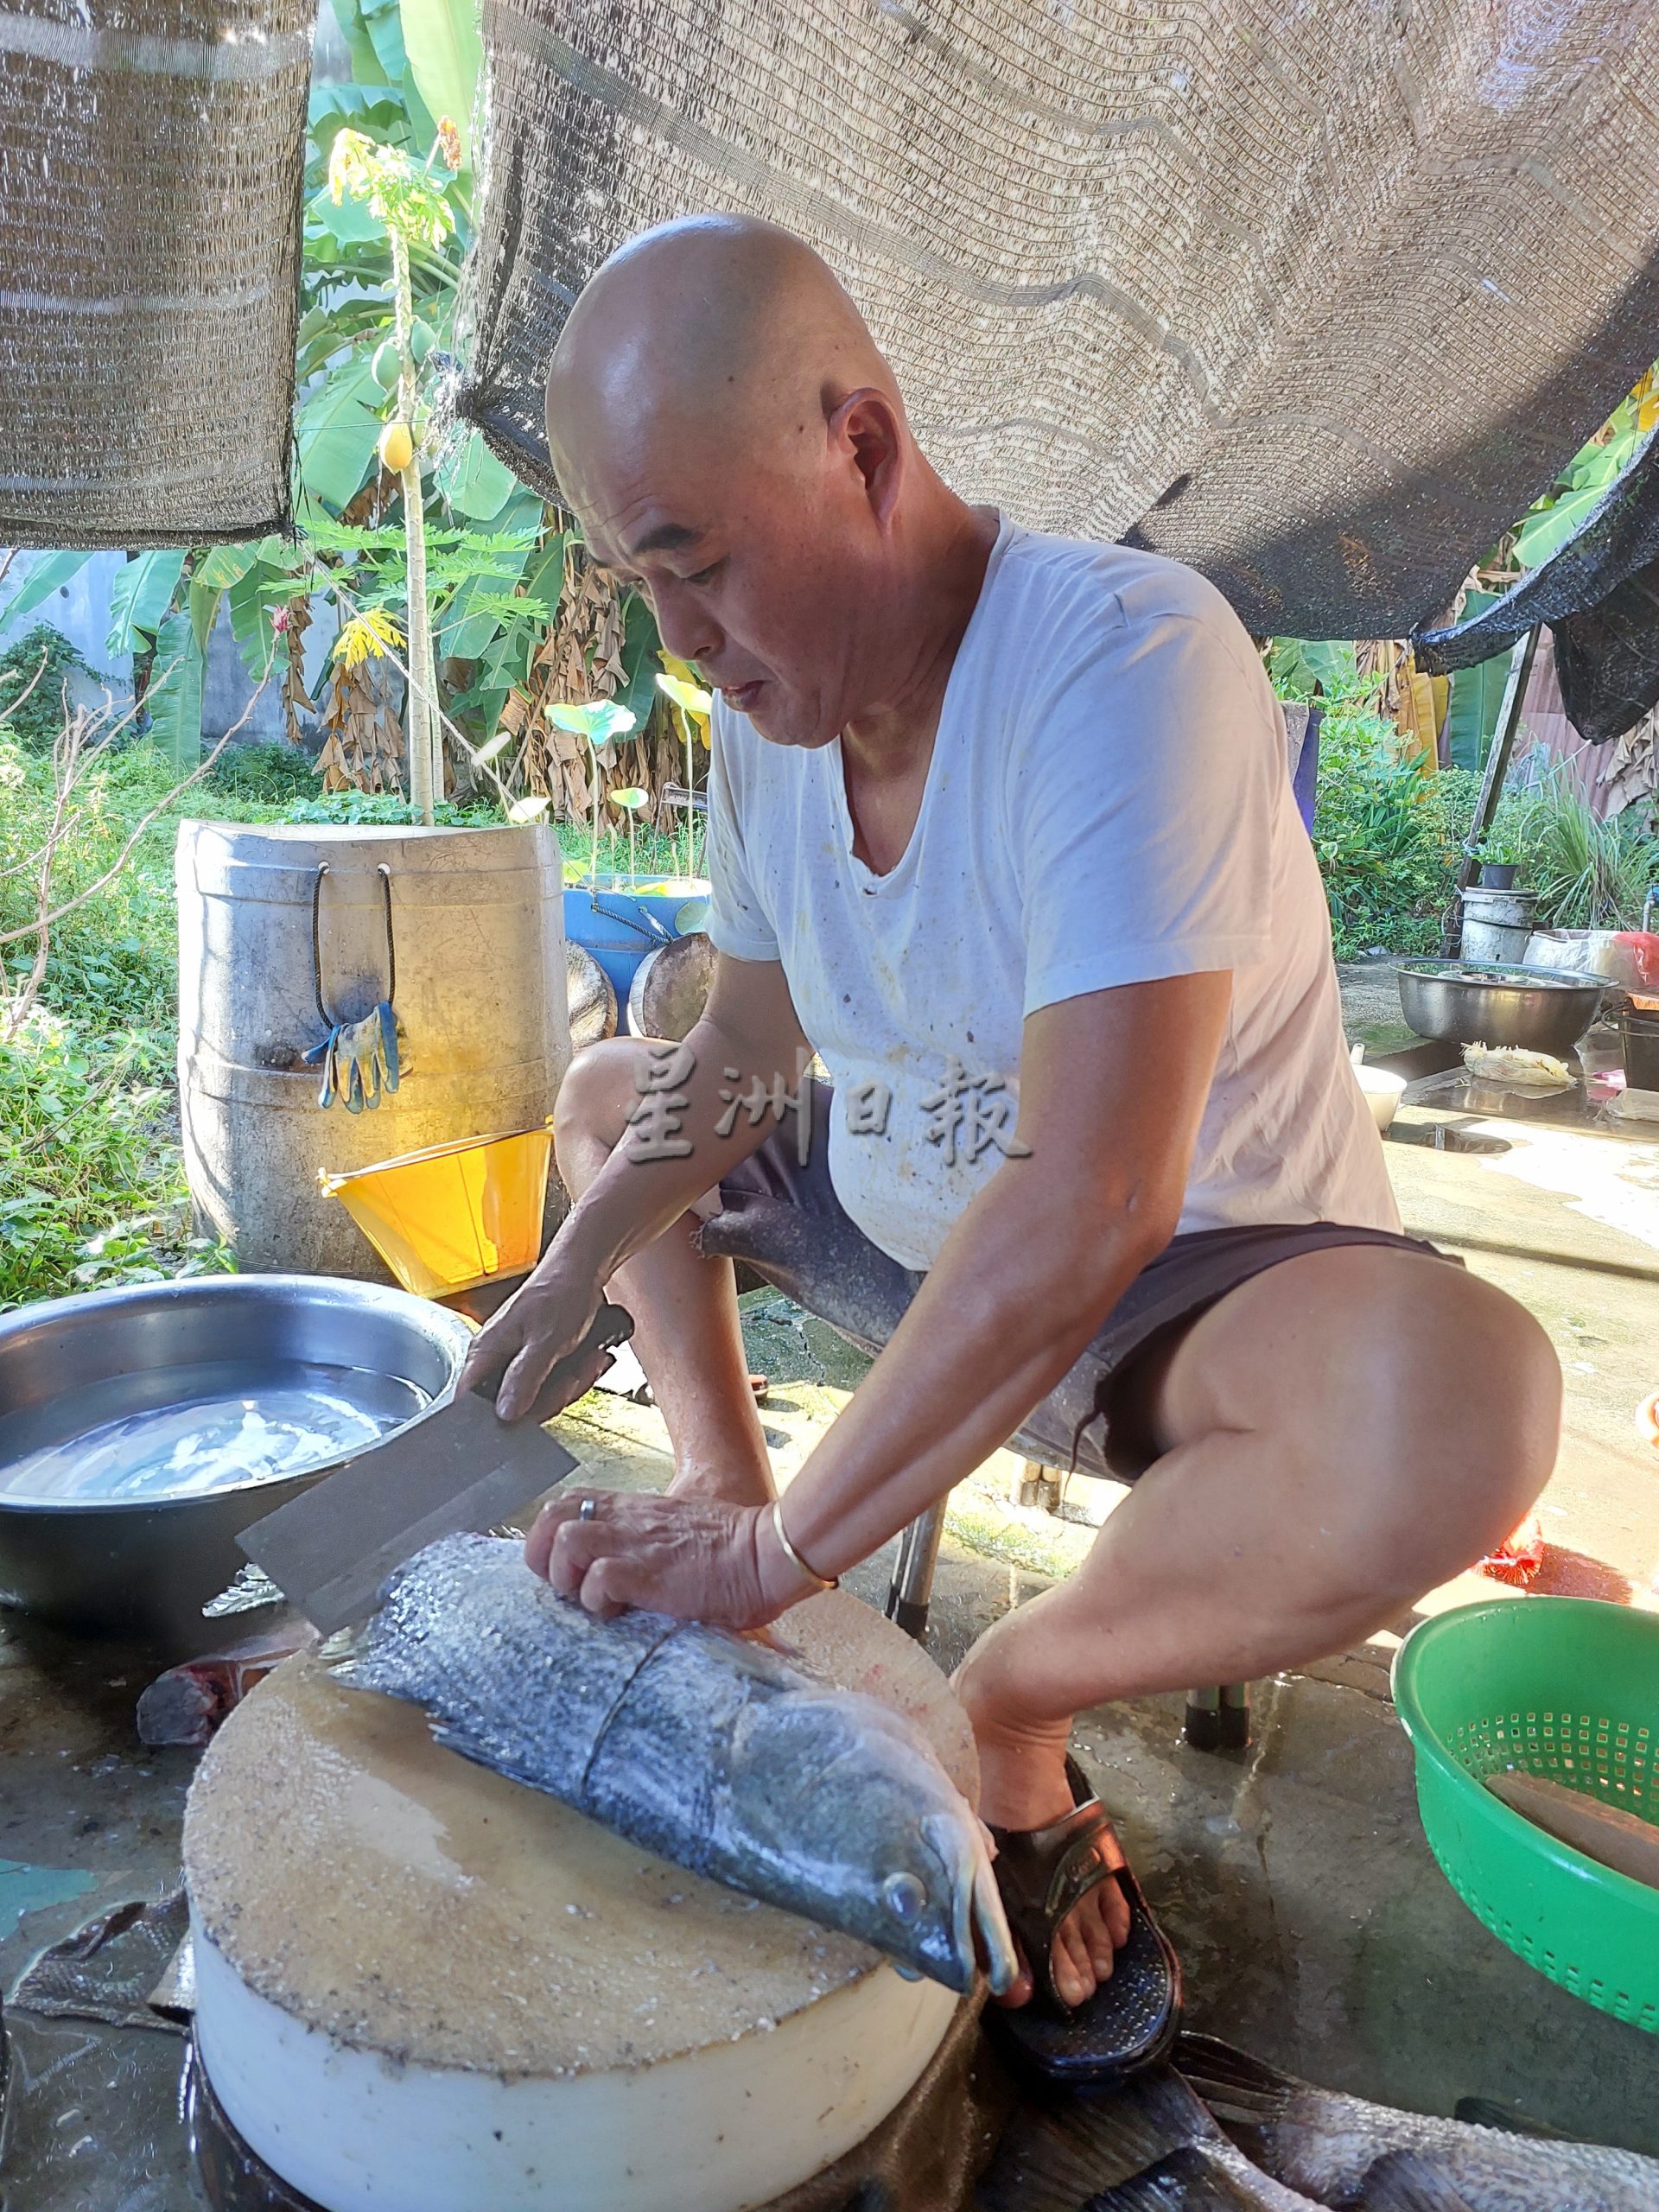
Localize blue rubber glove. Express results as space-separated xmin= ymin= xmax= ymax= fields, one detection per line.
xmin=303 ymin=1003 xmax=402 ymax=1112
xmin=333 ymin=1001 xmax=401 ymax=1114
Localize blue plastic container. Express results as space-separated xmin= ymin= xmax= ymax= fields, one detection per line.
xmin=562 ymin=877 xmax=711 ymax=1026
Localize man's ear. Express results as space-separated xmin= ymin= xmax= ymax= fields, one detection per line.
xmin=827 ymin=388 xmax=906 ymax=531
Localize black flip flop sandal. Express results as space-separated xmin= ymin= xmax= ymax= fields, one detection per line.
xmin=985 ymin=1755 xmax=1182 ymax=2089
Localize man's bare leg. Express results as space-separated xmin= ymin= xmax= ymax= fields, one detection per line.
xmin=953 ymin=1245 xmax=1561 ymax=2009
xmin=555 ymin=1038 xmax=774 ymax=1507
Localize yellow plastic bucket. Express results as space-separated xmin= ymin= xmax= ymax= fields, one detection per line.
xmin=320 ymin=1127 xmax=551 ymax=1299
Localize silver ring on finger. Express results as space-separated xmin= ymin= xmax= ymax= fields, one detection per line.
xmin=579 ymin=1496 xmax=597 ymax=1522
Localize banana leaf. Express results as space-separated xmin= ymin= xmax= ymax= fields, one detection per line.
xmin=146 ymin=613 xmax=204 ymax=772
xmin=106 ymin=550 xmax=186 ymax=658
xmin=399 ymin=0 xmax=481 ymax=174
xmin=1441 ymin=591 xmax=1511 ymax=772
xmin=297 ymin=356 xmax=385 ymax=511
xmin=0 ymin=550 xmax=93 ymax=630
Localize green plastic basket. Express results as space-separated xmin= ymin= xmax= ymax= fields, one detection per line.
xmin=1394 ymin=1597 xmax=1659 ymax=2032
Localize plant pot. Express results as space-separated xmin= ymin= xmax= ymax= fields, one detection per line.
xmin=562 ymin=874 xmax=711 ymax=1022
xmin=1478 ymin=862 xmax=1518 ymax=890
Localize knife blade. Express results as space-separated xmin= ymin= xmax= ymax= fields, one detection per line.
xmin=237 ymin=1301 xmax=633 ymax=1635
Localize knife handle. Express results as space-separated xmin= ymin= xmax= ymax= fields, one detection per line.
xmin=577 ymin=1300 xmax=636 ymax=1365
xmin=470 ymin=1299 xmax=636 ymax=1425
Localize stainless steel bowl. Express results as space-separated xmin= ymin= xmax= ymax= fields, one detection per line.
xmin=1395 ymin=960 xmax=1605 ymax=1057
xmin=0 ymin=1275 xmax=469 ymax=1637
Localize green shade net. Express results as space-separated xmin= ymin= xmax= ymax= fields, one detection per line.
xmin=0 ymin=0 xmax=317 ymax=548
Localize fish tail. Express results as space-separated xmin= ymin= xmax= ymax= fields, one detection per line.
xmin=1081 ymin=2145 xmax=1274 ymax=2209
xmin=1451 ymin=2095 xmax=1572 ymax=2141
xmin=1353 ymin=2150 xmax=1478 ymax=2212
xmin=978 ymin=2070 xmax=1223 ymax=2210
xmin=1175 ymin=2035 xmax=1299 ymax=2125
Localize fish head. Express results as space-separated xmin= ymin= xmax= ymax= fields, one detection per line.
xmin=728 ymin=1688 xmax=1017 ymax=1997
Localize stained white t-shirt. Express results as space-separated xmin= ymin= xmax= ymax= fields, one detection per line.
xmin=705 ymin=518 xmax=1398 ymax=1272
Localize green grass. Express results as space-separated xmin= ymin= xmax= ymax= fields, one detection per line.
xmin=0 ymin=1013 xmax=231 ymax=1311
xmin=0 ymin=738 xmax=318 ymax=1306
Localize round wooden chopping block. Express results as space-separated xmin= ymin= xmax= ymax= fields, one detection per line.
xmin=185 ymin=1588 xmax=976 ymax=2212
xmin=627 ymin=930 xmax=715 ymax=1040
xmin=565 ymin=938 xmax=617 ymax=1052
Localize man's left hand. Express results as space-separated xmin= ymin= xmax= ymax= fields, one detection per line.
xmin=525 ymin=1491 xmax=812 ymax=1626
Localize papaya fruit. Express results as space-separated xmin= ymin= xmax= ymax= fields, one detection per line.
xmin=370 ymin=338 xmax=402 ymax=393
xmin=378 ymin=421 xmax=415 ymax=474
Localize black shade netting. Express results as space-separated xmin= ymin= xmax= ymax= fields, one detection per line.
xmin=457 ymin=0 xmax=1659 ymax=645
xmin=1415 ymin=432 xmax=1659 ymax=744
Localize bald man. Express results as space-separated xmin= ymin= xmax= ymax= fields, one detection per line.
xmin=463 ymin=215 xmax=1560 ymax=2081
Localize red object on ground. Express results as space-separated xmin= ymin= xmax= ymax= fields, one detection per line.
xmin=1479 ymin=1513 xmax=1547 ymax=1588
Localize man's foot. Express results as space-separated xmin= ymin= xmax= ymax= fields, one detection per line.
xmin=969 ymin=1717 xmax=1130 ymax=2008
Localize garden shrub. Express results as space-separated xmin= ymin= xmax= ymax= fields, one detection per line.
xmin=205 ymin=741 xmax=320 ymax=810
xmin=0 ymin=623 xmax=97 ymax=750
xmin=1301 ymin=682 xmax=1478 ymax=958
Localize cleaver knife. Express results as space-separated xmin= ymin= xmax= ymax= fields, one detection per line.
xmin=238 ymin=1302 xmax=634 ymax=1636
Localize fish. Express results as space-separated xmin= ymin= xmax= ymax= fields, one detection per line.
xmin=1177 ymin=2036 xmax=1659 ymax=2212
xmin=1080 ymin=2145 xmax=1313 ymax=2209
xmin=976 ymin=2064 xmax=1325 ymax=2212
xmin=137 ymin=1621 xmax=315 ymax=1747
xmin=328 ymin=1531 xmax=1017 ymax=1996
xmin=1352 ymin=2152 xmax=1478 ymax=2212
xmin=1452 ymin=2100 xmax=1568 ymax=2141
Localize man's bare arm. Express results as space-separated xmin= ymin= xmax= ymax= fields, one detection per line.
xmin=775 ymin=972 xmax=1231 ymax=1573
xmin=461 ymin=953 xmax=809 ymax=1419
xmin=530 ymin=969 xmax=1235 ymax=1619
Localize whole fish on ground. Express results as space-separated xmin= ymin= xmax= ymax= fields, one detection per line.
xmin=976 ymin=2063 xmax=1325 ymax=2212
xmin=1177 ymin=2036 xmax=1659 ymax=2212
xmin=330 ymin=1531 xmax=1017 ymax=1995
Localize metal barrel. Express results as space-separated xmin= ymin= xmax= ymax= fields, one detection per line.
xmin=176 ymin=821 xmax=571 ymax=1278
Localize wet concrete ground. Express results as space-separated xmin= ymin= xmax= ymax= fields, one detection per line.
xmin=3 ymin=1069 xmax=1658 ymax=2202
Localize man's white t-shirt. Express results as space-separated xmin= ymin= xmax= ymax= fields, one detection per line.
xmin=705 ymin=518 xmax=1399 ymax=1273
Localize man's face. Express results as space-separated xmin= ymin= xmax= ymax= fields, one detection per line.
xmin=556 ymin=420 xmax=881 ymax=750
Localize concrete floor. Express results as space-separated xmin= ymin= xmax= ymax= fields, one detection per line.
xmin=3 ymin=1053 xmax=1659 ymax=2202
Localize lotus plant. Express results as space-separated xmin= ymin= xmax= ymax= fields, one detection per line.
xmin=611 ymin=785 xmax=648 ymax=881
xmin=657 ymin=658 xmax=712 ymax=878
xmin=545 ymin=699 xmax=638 ymax=883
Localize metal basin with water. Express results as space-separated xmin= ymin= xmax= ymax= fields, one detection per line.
xmin=0 ymin=1276 xmax=470 ymax=1636
xmin=1395 ymin=959 xmax=1605 ymax=1057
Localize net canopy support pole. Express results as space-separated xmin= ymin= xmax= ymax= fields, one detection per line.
xmin=1440 ymin=626 xmax=1541 ymax=956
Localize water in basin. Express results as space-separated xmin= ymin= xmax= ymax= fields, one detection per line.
xmin=0 ymin=1358 xmax=429 ymax=1504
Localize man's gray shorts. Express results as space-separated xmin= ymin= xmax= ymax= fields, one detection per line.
xmin=696 ymin=1081 xmax=1454 ymax=1480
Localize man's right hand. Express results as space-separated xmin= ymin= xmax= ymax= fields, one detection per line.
xmin=458 ymin=1260 xmax=611 ymax=1423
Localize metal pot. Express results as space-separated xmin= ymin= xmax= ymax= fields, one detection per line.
xmin=0 ymin=1276 xmax=469 ymax=1637
xmin=1395 ymin=960 xmax=1605 ymax=1057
